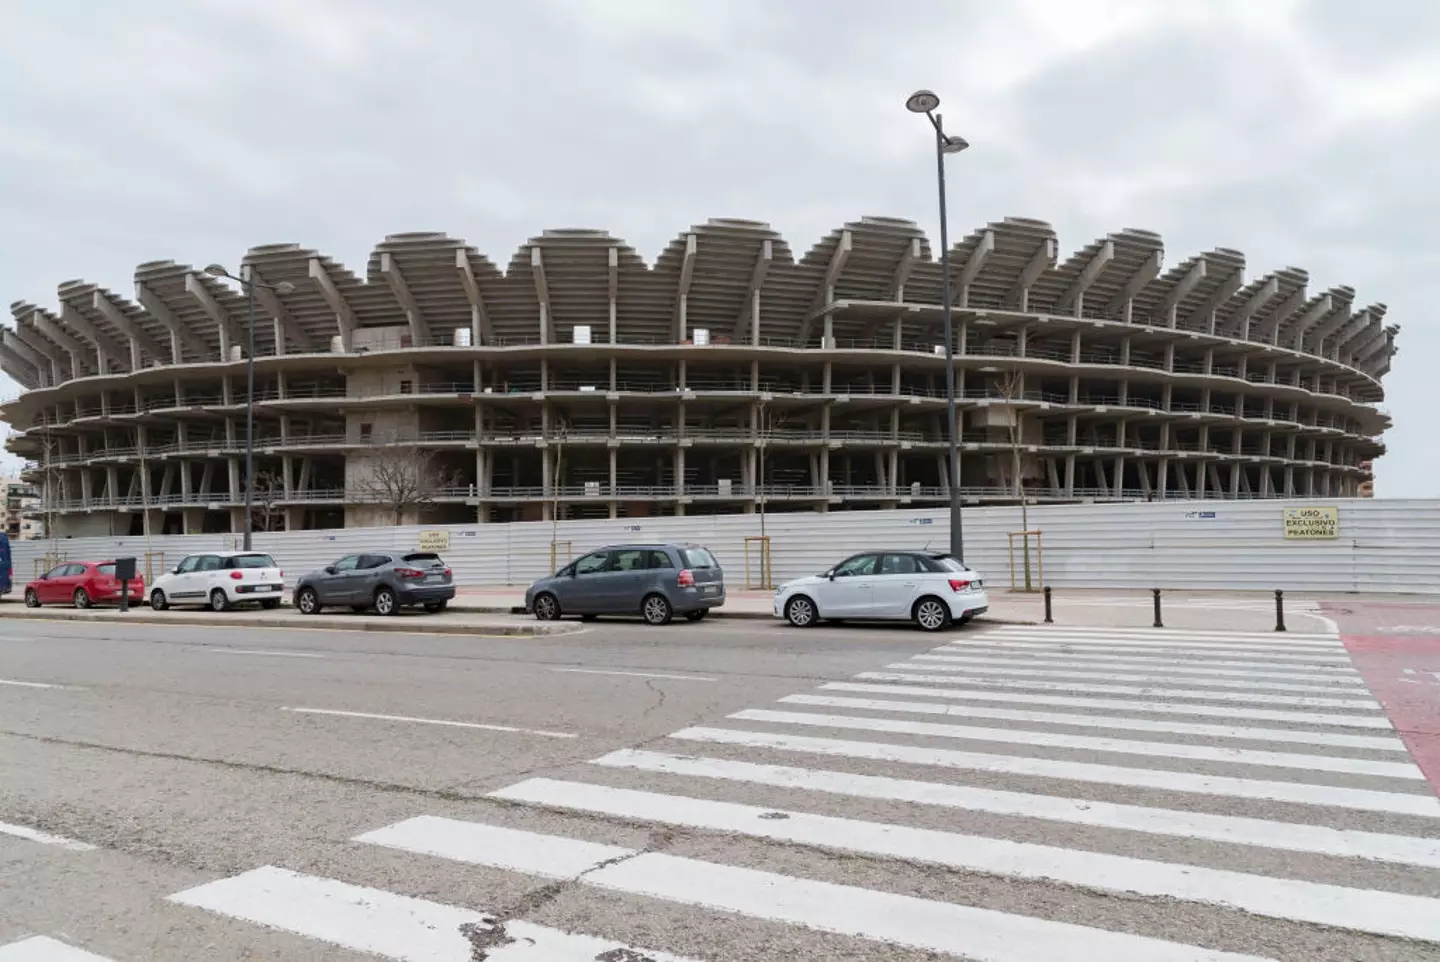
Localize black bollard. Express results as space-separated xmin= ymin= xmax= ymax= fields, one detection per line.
xmin=1043 ymin=585 xmax=1053 ymax=624
xmin=1152 ymin=588 xmax=1163 ymax=628
xmin=1275 ymin=589 xmax=1286 ymax=633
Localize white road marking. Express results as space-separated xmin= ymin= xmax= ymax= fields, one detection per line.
xmin=490 ymin=777 xmax=1440 ymax=943
xmin=883 ymin=662 xmax=1367 ymax=696
xmin=168 ymin=865 xmax=696 ymax=961
xmin=915 ymin=653 xmax=1366 ymax=684
xmin=938 ymin=646 xmax=1360 ymax=671
xmin=855 ymin=672 xmax=1381 ymax=710
xmin=548 ymin=667 xmax=717 ymax=682
xmin=778 ymin=694 xmax=1408 ymax=752
xmin=200 ymin=647 xmax=326 ymax=659
xmin=0 ymin=821 xmax=96 ymax=851
xmin=0 ymin=678 xmax=79 ymax=690
xmin=355 ymin=816 xmax=633 ymax=877
xmin=668 ymin=728 xmax=1440 ymax=816
xmin=986 ymin=627 xmax=1340 ymax=644
xmin=956 ymin=641 xmax=1354 ymax=661
xmin=823 ymin=681 xmax=1395 ymax=729
xmin=281 ymin=707 xmax=577 ymax=739
xmin=728 ymin=709 xmax=1423 ymax=779
xmin=359 ymin=817 xmax=1272 ymax=962
xmin=0 ymin=937 xmax=115 ymax=961
xmin=596 ymin=749 xmax=1440 ymax=868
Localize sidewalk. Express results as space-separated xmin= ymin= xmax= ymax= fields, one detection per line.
xmin=451 ymin=586 xmax=1352 ymax=633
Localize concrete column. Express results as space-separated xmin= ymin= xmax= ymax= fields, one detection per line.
xmin=674 ymin=448 xmax=685 ymax=497
xmin=1070 ymin=330 xmax=1082 ymax=363
xmin=282 ymin=455 xmax=294 ymax=497
xmin=1064 ymin=454 xmax=1076 ymax=496
xmin=1157 ymin=458 xmax=1169 ymax=499
xmin=228 ymin=458 xmax=240 ymax=500
xmin=1230 ymin=463 xmax=1241 ymax=498
xmin=179 ymin=461 xmax=192 ymax=499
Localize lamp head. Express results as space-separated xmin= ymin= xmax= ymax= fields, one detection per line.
xmin=941 ymin=134 xmax=970 ymax=154
xmin=906 ymin=89 xmax=941 ymax=113
xmin=274 ymin=281 xmax=295 ymax=295
xmin=202 ymin=264 xmax=229 ymax=278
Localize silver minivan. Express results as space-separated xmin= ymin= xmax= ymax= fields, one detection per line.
xmin=525 ymin=543 xmax=725 ymax=624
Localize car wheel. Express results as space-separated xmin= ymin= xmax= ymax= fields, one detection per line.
xmin=684 ymin=609 xmax=707 ymax=622
xmin=641 ymin=593 xmax=673 ymax=626
xmin=373 ymin=586 xmax=398 ymax=616
xmin=209 ymin=588 xmax=231 ymax=612
xmin=784 ymin=595 xmax=817 ymax=628
xmin=423 ymin=601 xmax=447 ymax=613
xmin=73 ymin=587 xmax=92 ymax=609
xmin=532 ymin=592 xmax=560 ymax=621
xmin=149 ymin=589 xmax=168 ymax=611
xmin=259 ymin=598 xmax=281 ymax=610
xmin=913 ymin=596 xmax=952 ymax=632
xmin=295 ymin=587 xmax=321 ymax=615
xmin=23 ymin=588 xmax=40 ymax=608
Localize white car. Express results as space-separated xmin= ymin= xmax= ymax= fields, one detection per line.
xmin=149 ymin=551 xmax=286 ymax=612
xmin=774 ymin=550 xmax=988 ymax=631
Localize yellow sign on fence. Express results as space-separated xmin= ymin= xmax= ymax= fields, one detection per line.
xmin=418 ymin=530 xmax=451 ymax=551
xmin=1283 ymin=506 xmax=1339 ymax=540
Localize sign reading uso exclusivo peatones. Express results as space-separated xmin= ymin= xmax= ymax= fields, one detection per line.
xmin=1282 ymin=505 xmax=1339 ymax=540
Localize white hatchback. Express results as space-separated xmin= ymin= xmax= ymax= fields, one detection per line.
xmin=773 ymin=550 xmax=988 ymax=631
xmin=150 ymin=551 xmax=286 ymax=612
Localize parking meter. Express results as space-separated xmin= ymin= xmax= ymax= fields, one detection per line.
xmin=115 ymin=556 xmax=137 ymax=612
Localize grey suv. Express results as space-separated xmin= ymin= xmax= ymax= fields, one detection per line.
xmin=525 ymin=543 xmax=724 ymax=625
xmin=294 ymin=551 xmax=455 ymax=616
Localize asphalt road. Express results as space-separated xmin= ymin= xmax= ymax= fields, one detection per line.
xmin=2 ymin=613 xmax=1438 ymax=961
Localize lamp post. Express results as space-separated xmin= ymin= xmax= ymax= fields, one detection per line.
xmin=202 ymin=264 xmax=294 ymax=550
xmin=906 ymin=89 xmax=969 ymax=560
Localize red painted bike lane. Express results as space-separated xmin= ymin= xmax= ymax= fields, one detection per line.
xmin=1323 ymin=600 xmax=1440 ymax=797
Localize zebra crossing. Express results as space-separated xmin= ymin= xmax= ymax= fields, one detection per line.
xmin=10 ymin=623 xmax=1440 ymax=960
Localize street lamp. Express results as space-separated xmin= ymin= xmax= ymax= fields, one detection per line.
xmin=906 ymin=89 xmax=969 ymax=560
xmin=202 ymin=264 xmax=295 ymax=550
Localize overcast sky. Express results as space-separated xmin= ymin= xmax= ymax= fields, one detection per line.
xmin=1 ymin=0 xmax=1435 ymax=494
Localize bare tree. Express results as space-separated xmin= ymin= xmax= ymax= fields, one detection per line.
xmin=998 ymin=368 xmax=1034 ymax=590
xmin=249 ymin=469 xmax=285 ymax=533
xmin=353 ymin=442 xmax=460 ymax=526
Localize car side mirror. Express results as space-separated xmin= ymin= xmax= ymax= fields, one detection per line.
xmin=325 ymin=566 xmax=336 ymax=575
xmin=827 ymin=571 xmax=836 ymax=581
xmin=172 ymin=566 xmax=181 ymax=575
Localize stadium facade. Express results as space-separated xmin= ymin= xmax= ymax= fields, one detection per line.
xmin=0 ymin=216 xmax=1397 ymax=537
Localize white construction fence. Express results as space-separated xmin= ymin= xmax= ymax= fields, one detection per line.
xmin=7 ymin=498 xmax=1438 ymax=595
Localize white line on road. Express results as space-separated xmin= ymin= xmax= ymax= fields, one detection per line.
xmin=0 ymin=936 xmax=115 ymax=961
xmin=281 ymin=707 xmax=577 ymax=739
xmin=937 ymin=647 xmax=1360 ymax=672
xmin=198 ymin=647 xmax=326 ymax=659
xmin=548 ymin=667 xmax=717 ymax=682
xmin=360 ymin=816 xmax=1272 ymax=962
xmin=668 ymin=727 xmax=1440 ymax=817
xmin=884 ymin=662 xmax=1366 ymax=695
xmin=357 ymin=815 xmax=632 ymax=877
xmin=490 ymin=777 xmax=1440 ymax=944
xmin=955 ymin=640 xmax=1355 ymax=660
xmin=986 ymin=627 xmax=1341 ymax=644
xmin=778 ymin=694 xmax=1408 ymax=752
xmin=823 ymin=682 xmax=1395 ymax=728
xmin=0 ymin=821 xmax=96 ymax=851
xmin=595 ymin=749 xmax=1440 ymax=868
xmin=0 ymin=678 xmax=79 ymax=690
xmin=728 ymin=709 xmax=1423 ymax=779
xmin=168 ymin=865 xmax=697 ymax=961
xmin=916 ymin=653 xmax=1366 ymax=684
xmin=854 ymin=672 xmax=1381 ymax=710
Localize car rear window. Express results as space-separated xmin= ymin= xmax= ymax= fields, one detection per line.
xmin=97 ymin=564 xmax=115 ymax=577
xmin=402 ymin=552 xmax=445 ymax=567
xmin=231 ymin=554 xmax=276 ymax=569
xmin=679 ymin=547 xmax=718 ymax=569
xmin=928 ymin=556 xmax=972 ymax=573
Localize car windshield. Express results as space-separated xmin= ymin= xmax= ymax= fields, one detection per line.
xmin=402 ymin=552 xmax=445 ymax=567
xmin=679 ymin=547 xmax=717 ymax=568
xmin=232 ymin=554 xmax=276 ymax=569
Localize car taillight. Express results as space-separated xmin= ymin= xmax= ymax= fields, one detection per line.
xmin=443 ymin=568 xmax=452 ymax=577
xmin=279 ymin=570 xmax=284 ymax=578
xmin=230 ymin=571 xmax=244 ymax=580
xmin=395 ymin=567 xmax=423 ymax=578
xmin=677 ymin=568 xmax=695 ymax=587
xmin=948 ymin=578 xmax=971 ymax=592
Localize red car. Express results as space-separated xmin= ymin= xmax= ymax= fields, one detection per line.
xmin=24 ymin=560 xmax=146 ymax=609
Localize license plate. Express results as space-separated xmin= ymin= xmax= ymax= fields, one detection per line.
xmin=701 ymin=585 xmax=716 ymax=595
xmin=258 ymin=585 xmax=277 ymax=592
xmin=424 ymin=574 xmax=442 ymax=583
